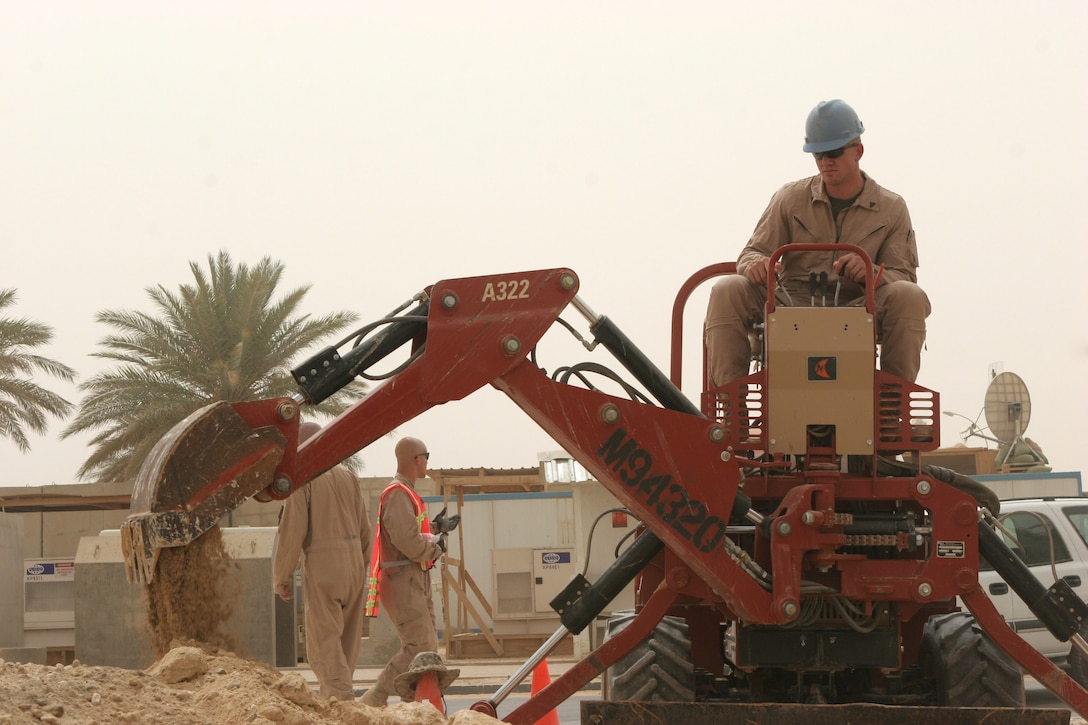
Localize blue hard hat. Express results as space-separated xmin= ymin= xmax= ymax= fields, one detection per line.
xmin=802 ymin=99 xmax=865 ymax=153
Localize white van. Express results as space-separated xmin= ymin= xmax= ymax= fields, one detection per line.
xmin=976 ymin=497 xmax=1088 ymax=679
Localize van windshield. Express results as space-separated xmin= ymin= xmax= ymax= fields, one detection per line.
xmin=980 ymin=510 xmax=1072 ymax=571
xmin=1062 ymin=505 xmax=1088 ymax=549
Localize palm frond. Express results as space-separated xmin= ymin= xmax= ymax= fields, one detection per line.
xmin=0 ymin=289 xmax=77 ymax=454
xmin=62 ymin=252 xmax=365 ymax=482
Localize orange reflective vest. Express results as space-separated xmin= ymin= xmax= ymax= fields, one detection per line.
xmin=364 ymin=480 xmax=431 ymax=618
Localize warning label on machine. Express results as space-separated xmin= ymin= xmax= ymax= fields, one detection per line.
xmin=936 ymin=541 xmax=965 ymax=558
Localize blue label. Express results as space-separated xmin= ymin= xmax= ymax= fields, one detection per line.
xmin=539 ymin=551 xmax=571 ymax=565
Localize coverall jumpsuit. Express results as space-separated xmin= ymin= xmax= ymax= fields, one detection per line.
xmin=705 ymin=172 xmax=931 ymax=386
xmin=368 ymin=474 xmax=443 ymax=704
xmin=273 ymin=465 xmax=371 ymax=701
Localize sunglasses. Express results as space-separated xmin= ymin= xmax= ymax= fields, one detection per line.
xmin=813 ymin=140 xmax=861 ymax=161
xmin=418 ymin=451 xmax=430 ymax=460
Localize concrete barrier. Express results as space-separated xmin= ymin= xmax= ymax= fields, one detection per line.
xmin=74 ymin=527 xmax=295 ymax=669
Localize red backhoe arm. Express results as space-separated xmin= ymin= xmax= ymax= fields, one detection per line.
xmin=122 ymin=267 xmax=584 ymax=583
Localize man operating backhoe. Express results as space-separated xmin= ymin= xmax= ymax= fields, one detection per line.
xmin=705 ymin=98 xmax=931 ymax=386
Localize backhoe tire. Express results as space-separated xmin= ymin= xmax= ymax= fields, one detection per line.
xmin=1069 ymin=644 xmax=1088 ymax=689
xmin=920 ymin=611 xmax=1025 ymax=707
xmin=1066 ymin=626 xmax=1088 ymax=689
xmin=601 ymin=609 xmax=694 ymax=702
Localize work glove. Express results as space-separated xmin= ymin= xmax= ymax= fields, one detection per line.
xmin=423 ymin=531 xmax=448 ymax=553
xmin=431 ymin=507 xmax=461 ymax=535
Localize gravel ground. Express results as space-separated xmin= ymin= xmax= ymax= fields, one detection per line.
xmin=0 ymin=645 xmax=503 ymax=725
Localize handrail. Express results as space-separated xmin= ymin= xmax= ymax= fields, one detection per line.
xmin=669 ymin=262 xmax=736 ymax=389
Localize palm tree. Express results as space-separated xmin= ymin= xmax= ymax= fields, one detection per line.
xmin=0 ymin=290 xmax=77 ymax=452
xmin=62 ymin=251 xmax=364 ymax=482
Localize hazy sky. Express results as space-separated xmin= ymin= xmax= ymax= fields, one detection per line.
xmin=4 ymin=2 xmax=1086 ymax=486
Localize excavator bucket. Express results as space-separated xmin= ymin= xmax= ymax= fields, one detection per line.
xmin=120 ymin=401 xmax=287 ymax=585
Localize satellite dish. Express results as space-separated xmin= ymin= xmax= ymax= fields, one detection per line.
xmin=983 ymin=371 xmax=1031 ymax=444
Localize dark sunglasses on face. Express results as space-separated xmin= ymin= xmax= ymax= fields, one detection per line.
xmin=418 ymin=451 xmax=430 ymax=460
xmin=813 ymin=140 xmax=861 ymax=161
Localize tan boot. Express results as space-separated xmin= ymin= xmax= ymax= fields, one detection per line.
xmin=360 ymin=686 xmax=388 ymax=708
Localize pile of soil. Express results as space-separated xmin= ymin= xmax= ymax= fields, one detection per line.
xmin=145 ymin=527 xmax=240 ymax=657
xmin=0 ymin=526 xmax=506 ymax=723
xmin=0 ymin=643 xmax=504 ymax=724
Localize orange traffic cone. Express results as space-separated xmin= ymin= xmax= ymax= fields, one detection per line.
xmin=414 ymin=670 xmax=445 ymax=714
xmin=530 ymin=658 xmax=559 ymax=725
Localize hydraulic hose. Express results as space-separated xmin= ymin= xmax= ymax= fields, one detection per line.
xmin=589 ymin=315 xmax=701 ymax=416
xmin=291 ymin=300 xmax=430 ymax=404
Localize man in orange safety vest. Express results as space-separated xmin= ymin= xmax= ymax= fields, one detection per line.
xmin=360 ymin=437 xmax=445 ymax=708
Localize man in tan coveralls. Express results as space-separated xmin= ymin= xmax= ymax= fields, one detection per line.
xmin=705 ymin=99 xmax=931 ymax=387
xmin=359 ymin=436 xmax=445 ymax=707
xmin=273 ymin=421 xmax=371 ymax=701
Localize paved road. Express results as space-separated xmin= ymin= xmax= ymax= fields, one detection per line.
xmin=1027 ymin=677 xmax=1084 ymax=722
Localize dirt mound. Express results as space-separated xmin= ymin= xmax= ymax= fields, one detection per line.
xmin=0 ymin=526 xmax=504 ymax=724
xmin=0 ymin=643 xmax=503 ymax=725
